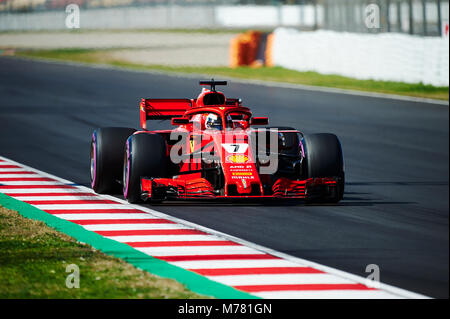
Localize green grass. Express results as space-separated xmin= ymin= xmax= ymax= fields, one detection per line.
xmin=14 ymin=48 xmax=449 ymax=101
xmin=0 ymin=205 xmax=208 ymax=299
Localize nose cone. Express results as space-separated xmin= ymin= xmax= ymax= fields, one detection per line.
xmin=221 ymin=145 xmax=260 ymax=195
xmin=236 ymin=178 xmax=253 ymax=194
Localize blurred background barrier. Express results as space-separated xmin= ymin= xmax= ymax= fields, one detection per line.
xmin=230 ymin=30 xmax=262 ymax=67
xmin=322 ymin=0 xmax=449 ymax=37
xmin=229 ymin=30 xmax=275 ymax=67
xmin=1 ymin=0 xmax=448 ymax=87
xmin=0 ymin=1 xmax=448 ymax=36
xmin=271 ymin=27 xmax=449 ymax=86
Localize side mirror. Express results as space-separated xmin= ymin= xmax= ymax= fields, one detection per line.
xmin=250 ymin=117 xmax=269 ymax=126
xmin=171 ymin=117 xmax=190 ymax=125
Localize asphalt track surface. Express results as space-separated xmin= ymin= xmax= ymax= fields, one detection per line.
xmin=0 ymin=57 xmax=448 ymax=298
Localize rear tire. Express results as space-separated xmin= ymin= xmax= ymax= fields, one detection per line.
xmin=90 ymin=127 xmax=136 ymax=194
xmin=301 ymin=133 xmax=345 ymax=203
xmin=123 ymin=133 xmax=168 ymax=203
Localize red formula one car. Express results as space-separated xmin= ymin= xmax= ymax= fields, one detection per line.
xmin=90 ymin=80 xmax=344 ymax=204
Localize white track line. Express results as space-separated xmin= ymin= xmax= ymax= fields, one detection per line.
xmin=53 ymin=213 xmax=161 ymax=220
xmin=0 ymin=155 xmax=430 ymax=299
xmin=0 ymin=188 xmax=87 ymax=194
xmin=13 ymin=196 xmax=102 ymax=201
xmin=82 ymin=223 xmax=191 ymax=231
xmin=170 ymin=259 xmax=307 ymax=269
xmin=253 ymin=290 xmax=403 ymax=299
xmin=0 ymin=181 xmax=67 ymax=185
xmin=0 ymin=168 xmax=29 ymax=172
xmin=134 ymin=245 xmax=264 ymax=257
xmin=106 ymin=234 xmax=225 ymax=242
xmin=207 ymin=274 xmax=355 ymax=286
xmin=34 ymin=204 xmax=133 ymax=210
xmin=0 ymin=174 xmax=39 ymax=178
xmin=105 ymin=235 xmax=223 ymax=243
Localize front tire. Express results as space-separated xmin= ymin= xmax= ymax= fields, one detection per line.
xmin=123 ymin=133 xmax=168 ymax=203
xmin=301 ymin=133 xmax=345 ymax=203
xmin=90 ymin=127 xmax=136 ymax=194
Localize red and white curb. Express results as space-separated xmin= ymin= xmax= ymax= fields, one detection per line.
xmin=0 ymin=156 xmax=429 ymax=299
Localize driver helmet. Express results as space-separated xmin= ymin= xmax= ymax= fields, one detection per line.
xmin=205 ymin=113 xmax=222 ymax=130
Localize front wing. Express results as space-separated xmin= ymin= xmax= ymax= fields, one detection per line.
xmin=140 ymin=176 xmax=339 ymax=201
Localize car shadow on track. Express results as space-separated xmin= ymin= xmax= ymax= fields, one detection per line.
xmin=346 ymin=181 xmax=448 ymax=186
xmin=141 ymin=194 xmax=416 ymax=208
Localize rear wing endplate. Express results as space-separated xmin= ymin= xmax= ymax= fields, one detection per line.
xmin=140 ymin=98 xmax=193 ymax=129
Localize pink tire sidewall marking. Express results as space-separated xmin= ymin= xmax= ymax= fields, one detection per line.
xmin=90 ymin=132 xmax=97 ymax=189
xmin=123 ymin=138 xmax=131 ymax=198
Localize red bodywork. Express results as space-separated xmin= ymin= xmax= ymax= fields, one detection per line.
xmin=136 ymin=85 xmax=338 ymax=201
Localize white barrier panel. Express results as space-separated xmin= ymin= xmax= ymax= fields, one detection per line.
xmin=272 ymin=28 xmax=449 ymax=87
xmin=215 ymin=5 xmax=322 ymax=28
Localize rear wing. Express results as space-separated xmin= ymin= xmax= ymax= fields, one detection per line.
xmin=140 ymin=98 xmax=193 ymax=129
